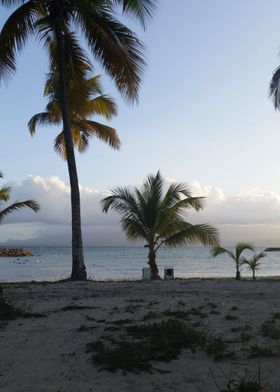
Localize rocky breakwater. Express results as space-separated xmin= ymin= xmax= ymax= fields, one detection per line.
xmin=0 ymin=248 xmax=33 ymax=257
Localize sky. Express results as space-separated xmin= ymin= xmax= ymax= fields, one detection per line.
xmin=2 ymin=1 xmax=280 ymax=246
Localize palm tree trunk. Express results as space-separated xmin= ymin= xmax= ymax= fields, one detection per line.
xmin=148 ymin=248 xmax=161 ymax=280
xmin=252 ymin=269 xmax=256 ymax=280
xmin=236 ymin=264 xmax=241 ymax=280
xmin=55 ymin=5 xmax=87 ymax=281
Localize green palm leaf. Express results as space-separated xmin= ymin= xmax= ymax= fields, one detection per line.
xmin=0 ymin=186 xmax=11 ymax=202
xmin=0 ymin=199 xmax=40 ymax=222
xmin=164 ymin=223 xmax=219 ymax=248
xmin=0 ymin=1 xmax=36 ymax=79
xmin=0 ymin=173 xmax=40 ymax=223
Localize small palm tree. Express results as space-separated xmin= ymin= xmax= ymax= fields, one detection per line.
xmin=0 ymin=172 xmax=40 ymax=223
xmin=241 ymin=252 xmax=266 ymax=280
xmin=212 ymin=243 xmax=255 ymax=280
xmin=102 ymin=171 xmax=219 ymax=279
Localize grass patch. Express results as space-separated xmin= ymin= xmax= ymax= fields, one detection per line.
xmin=204 ymin=337 xmax=235 ymax=361
xmin=225 ymin=314 xmax=238 ymax=321
xmin=261 ymin=321 xmax=280 ymax=339
xmin=240 ymin=332 xmax=252 ymax=343
xmin=61 ymin=305 xmax=97 ymax=312
xmin=231 ymin=324 xmax=252 ymax=333
xmin=211 ymin=365 xmax=266 ymax=392
xmin=110 ymin=319 xmax=132 ymax=326
xmin=87 ymin=319 xmax=233 ymax=372
xmin=162 ymin=310 xmax=190 ymax=320
xmin=249 ymin=344 xmax=279 ymax=358
xmin=207 ymin=302 xmax=218 ymax=309
xmin=143 ymin=311 xmax=159 ymax=321
xmin=126 ymin=299 xmax=145 ymax=303
xmin=189 ymin=307 xmax=208 ymax=319
xmin=77 ymin=324 xmax=97 ymax=332
xmin=210 ymin=310 xmax=221 ymax=315
xmin=0 ymin=299 xmax=45 ymax=320
xmin=124 ymin=305 xmax=143 ymax=313
xmin=104 ymin=325 xmax=121 ymax=332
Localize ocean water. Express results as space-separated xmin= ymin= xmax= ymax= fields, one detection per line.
xmin=0 ymin=246 xmax=280 ymax=282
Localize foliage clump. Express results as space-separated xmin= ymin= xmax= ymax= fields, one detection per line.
xmin=87 ymin=319 xmax=232 ymax=372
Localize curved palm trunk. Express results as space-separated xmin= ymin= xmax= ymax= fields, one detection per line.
xmin=235 ymin=263 xmax=241 ymax=280
xmin=148 ymin=247 xmax=161 ymax=280
xmin=55 ymin=6 xmax=86 ymax=281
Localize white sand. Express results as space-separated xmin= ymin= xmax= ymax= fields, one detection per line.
xmin=1 ymin=279 xmax=280 ymax=391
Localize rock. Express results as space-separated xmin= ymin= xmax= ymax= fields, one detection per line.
xmin=0 ymin=248 xmax=33 ymax=257
xmin=264 ymin=247 xmax=280 ymax=252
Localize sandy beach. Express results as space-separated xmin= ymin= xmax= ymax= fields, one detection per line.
xmin=1 ymin=279 xmax=280 ymax=391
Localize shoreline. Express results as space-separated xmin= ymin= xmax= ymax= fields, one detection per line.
xmin=2 ymin=274 xmax=280 ymax=285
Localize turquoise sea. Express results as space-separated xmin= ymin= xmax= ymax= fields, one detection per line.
xmin=0 ymin=246 xmax=279 ymax=282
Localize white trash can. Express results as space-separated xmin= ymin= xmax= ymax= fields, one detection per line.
xmin=142 ymin=267 xmax=151 ymax=280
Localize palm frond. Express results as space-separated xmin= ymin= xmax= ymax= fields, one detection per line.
xmin=121 ymin=217 xmax=148 ymax=241
xmin=165 ymin=223 xmax=219 ymax=247
xmin=77 ymin=8 xmax=145 ymax=102
xmin=102 ymin=187 xmax=140 ymax=218
xmin=28 ymin=112 xmax=60 ymax=135
xmin=0 ymin=199 xmax=40 ymax=222
xmin=241 ymin=252 xmax=266 ymax=268
xmin=0 ymin=186 xmax=11 ymax=202
xmin=270 ymin=66 xmax=280 ymax=110
xmin=212 ymin=246 xmax=235 ymax=260
xmin=112 ymin=0 xmax=158 ymax=29
xmin=54 ymin=121 xmax=120 ymax=159
xmin=0 ymin=1 xmax=36 ymax=80
xmin=85 ymin=95 xmax=117 ymax=119
xmin=235 ymin=242 xmax=255 ymax=261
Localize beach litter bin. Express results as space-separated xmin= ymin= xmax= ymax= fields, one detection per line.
xmin=164 ymin=267 xmax=174 ymax=280
xmin=142 ymin=267 xmax=151 ymax=280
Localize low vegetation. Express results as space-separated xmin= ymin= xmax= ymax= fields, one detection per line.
xmin=86 ymin=318 xmax=234 ymax=372
xmin=0 ymin=298 xmax=45 ymax=321
xmin=211 ymin=365 xmax=266 ymax=391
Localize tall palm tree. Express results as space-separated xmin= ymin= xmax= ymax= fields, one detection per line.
xmin=102 ymin=171 xmax=219 ymax=279
xmin=28 ymin=69 xmax=120 ymax=159
xmin=241 ymin=252 xmax=266 ymax=281
xmin=0 ymin=172 xmax=40 ymax=223
xmin=212 ymin=242 xmax=255 ymax=280
xmin=0 ymin=0 xmax=157 ymax=280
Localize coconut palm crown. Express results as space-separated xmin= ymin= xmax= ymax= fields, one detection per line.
xmin=102 ymin=171 xmax=220 ymax=279
xmin=0 ymin=0 xmax=157 ymax=280
xmin=212 ymin=242 xmax=255 ymax=280
xmin=28 ymin=68 xmax=120 ymax=159
xmin=0 ymin=172 xmax=40 ymax=223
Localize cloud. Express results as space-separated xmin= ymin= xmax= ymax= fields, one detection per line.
xmin=2 ymin=174 xmax=280 ymax=246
